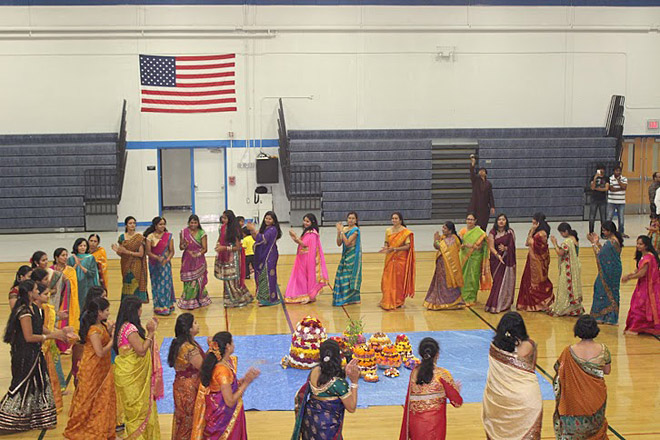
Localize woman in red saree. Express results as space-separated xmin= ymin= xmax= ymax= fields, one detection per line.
xmin=400 ymin=338 xmax=462 ymax=440
xmin=517 ymin=212 xmax=554 ymax=312
xmin=622 ymin=235 xmax=660 ymax=335
xmin=380 ymin=212 xmax=415 ymax=310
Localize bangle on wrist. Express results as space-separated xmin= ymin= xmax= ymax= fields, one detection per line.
xmin=349 ymin=383 xmax=358 ymax=389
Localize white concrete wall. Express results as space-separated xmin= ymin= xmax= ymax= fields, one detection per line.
xmin=2 ymin=4 xmax=660 ymax=222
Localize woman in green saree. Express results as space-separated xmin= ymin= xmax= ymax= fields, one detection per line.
xmin=459 ymin=213 xmax=491 ymax=306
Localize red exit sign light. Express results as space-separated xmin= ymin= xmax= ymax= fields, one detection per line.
xmin=648 ymin=119 xmax=660 ymax=130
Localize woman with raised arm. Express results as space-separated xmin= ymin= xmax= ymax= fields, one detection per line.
xmin=332 ymin=211 xmax=362 ymax=306
xmin=112 ymin=216 xmax=149 ymax=303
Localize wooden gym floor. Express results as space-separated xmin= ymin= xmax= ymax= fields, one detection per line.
xmin=0 ymin=248 xmax=658 ymax=440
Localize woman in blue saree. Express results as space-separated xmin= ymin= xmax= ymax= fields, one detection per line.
xmin=292 ymin=339 xmax=359 ymax=440
xmin=145 ymin=216 xmax=177 ymax=316
xmin=587 ymin=221 xmax=623 ymax=325
xmin=67 ymin=237 xmax=100 ymax=311
xmin=247 ymin=211 xmax=283 ymax=306
xmin=332 ymin=212 xmax=362 ymax=306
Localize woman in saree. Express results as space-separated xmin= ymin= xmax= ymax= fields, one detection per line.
xmin=51 ymin=248 xmax=80 ymax=335
xmin=549 ymin=223 xmax=585 ymax=317
xmin=8 ymin=265 xmax=31 ymax=310
xmin=482 ymin=311 xmax=542 ymax=440
xmin=215 ymin=210 xmax=254 ymax=308
xmin=112 ymin=216 xmax=149 ymax=303
xmin=332 ymin=211 xmax=362 ymax=306
xmin=587 ymin=221 xmax=623 ymax=325
xmin=191 ymin=331 xmax=260 ymax=440
xmin=517 ymin=212 xmax=554 ymax=312
xmin=553 ymin=315 xmax=611 ymax=439
xmin=68 ymin=237 xmax=101 ymax=310
xmin=72 ymin=286 xmax=107 ymax=384
xmin=89 ymin=233 xmax=110 ymax=294
xmin=64 ymin=297 xmax=117 ymax=439
xmin=380 ymin=212 xmax=416 ymax=310
xmin=292 ymin=339 xmax=359 ymax=440
xmin=647 ymin=214 xmax=660 ymax=250
xmin=113 ymin=296 xmax=162 ymax=439
xmin=400 ymin=338 xmax=462 ymax=440
xmin=145 ymin=216 xmax=176 ymax=316
xmin=424 ymin=222 xmax=465 ymax=310
xmin=285 ymin=213 xmax=330 ymax=304
xmin=247 ymin=210 xmax=283 ymax=306
xmin=486 ymin=214 xmax=516 ymax=313
xmin=168 ymin=313 xmax=204 ymax=440
xmin=459 ymin=213 xmax=491 ymax=306
xmin=179 ymin=214 xmax=211 ymax=310
xmin=622 ymin=235 xmax=660 ymax=335
xmin=0 ymin=280 xmax=73 ymax=432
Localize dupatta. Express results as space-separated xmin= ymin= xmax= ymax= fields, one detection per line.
xmin=384 ymin=228 xmax=416 ymax=299
xmin=437 ymin=234 xmax=464 ymax=289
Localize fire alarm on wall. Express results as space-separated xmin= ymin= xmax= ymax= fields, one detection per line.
xmin=648 ymin=120 xmax=659 ymax=130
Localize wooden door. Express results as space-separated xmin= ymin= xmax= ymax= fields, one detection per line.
xmin=621 ymin=137 xmax=660 ymax=214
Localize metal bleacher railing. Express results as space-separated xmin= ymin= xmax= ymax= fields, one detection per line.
xmin=606 ymin=95 xmax=625 ymax=161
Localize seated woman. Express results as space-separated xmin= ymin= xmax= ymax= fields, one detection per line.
xmin=292 ymin=339 xmax=360 ymax=440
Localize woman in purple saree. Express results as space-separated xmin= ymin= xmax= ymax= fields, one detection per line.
xmin=486 ymin=214 xmax=517 ymax=313
xmin=247 ymin=211 xmax=283 ymax=306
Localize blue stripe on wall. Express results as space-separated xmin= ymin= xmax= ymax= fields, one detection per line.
xmin=3 ymin=0 xmax=660 ymax=6
xmin=125 ymin=139 xmax=279 ymax=150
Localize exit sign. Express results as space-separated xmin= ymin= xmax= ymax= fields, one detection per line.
xmin=648 ymin=119 xmax=660 ymax=130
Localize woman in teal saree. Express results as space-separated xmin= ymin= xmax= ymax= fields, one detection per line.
xmin=67 ymin=237 xmax=100 ymax=311
xmin=587 ymin=221 xmax=623 ymax=325
xmin=332 ymin=212 xmax=362 ymax=306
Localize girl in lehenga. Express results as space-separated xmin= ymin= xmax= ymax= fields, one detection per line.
xmin=113 ymin=296 xmax=163 ymax=440
xmin=486 ymin=214 xmax=516 ymax=313
xmin=145 ymin=216 xmax=177 ymax=316
xmin=112 ymin=216 xmax=149 ymax=303
xmin=459 ymin=213 xmax=491 ymax=307
xmin=0 ymin=280 xmax=73 ymax=432
xmin=179 ymin=214 xmax=211 ymax=310
xmin=89 ymin=233 xmax=110 ymax=293
xmin=380 ymin=212 xmax=416 ymax=310
xmin=400 ymin=338 xmax=463 ymax=440
xmin=292 ymin=339 xmax=359 ymax=440
xmin=215 ymin=210 xmax=254 ymax=308
xmin=553 ymin=315 xmax=611 ymax=439
xmin=482 ymin=312 xmax=543 ymax=440
xmin=587 ymin=221 xmax=623 ymax=325
xmin=285 ymin=213 xmax=330 ymax=304
xmin=549 ymin=223 xmax=585 ymax=317
xmin=332 ymin=211 xmax=362 ymax=306
xmin=68 ymin=237 xmax=101 ymax=310
xmin=246 ymin=211 xmax=283 ymax=306
xmin=517 ymin=212 xmax=554 ymax=312
xmin=622 ymin=235 xmax=660 ymax=335
xmin=191 ymin=331 xmax=260 ymax=440
xmin=64 ymin=297 xmax=117 ymax=439
xmin=424 ymin=222 xmax=465 ymax=310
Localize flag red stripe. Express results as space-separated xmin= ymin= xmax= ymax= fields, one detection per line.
xmin=142 ymin=107 xmax=237 ymax=113
xmin=175 ymin=54 xmax=235 ymax=62
xmin=176 ymin=72 xmax=234 ymax=79
xmin=175 ymin=62 xmax=235 ymax=70
xmin=176 ymin=80 xmax=235 ymax=88
xmin=141 ymin=97 xmax=237 ymax=105
xmin=141 ymin=89 xmax=235 ymax=97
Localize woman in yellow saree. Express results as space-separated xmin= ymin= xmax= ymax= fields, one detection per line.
xmin=459 ymin=213 xmax=491 ymax=306
xmin=380 ymin=212 xmax=415 ymax=311
xmin=89 ymin=234 xmax=110 ymax=294
xmin=113 ymin=296 xmax=162 ymax=440
xmin=424 ymin=222 xmax=465 ymax=310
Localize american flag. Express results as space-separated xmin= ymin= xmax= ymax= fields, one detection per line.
xmin=139 ymin=54 xmax=237 ymax=113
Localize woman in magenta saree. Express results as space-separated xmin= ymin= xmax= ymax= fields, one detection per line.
xmin=145 ymin=217 xmax=176 ymax=316
xmin=622 ymin=235 xmax=660 ymax=335
xmin=517 ymin=213 xmax=554 ymax=312
xmin=247 ymin=211 xmax=283 ymax=306
xmin=179 ymin=214 xmax=211 ymax=310
xmin=486 ymin=215 xmax=516 ymax=314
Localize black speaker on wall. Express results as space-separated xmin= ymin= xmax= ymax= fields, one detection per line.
xmin=256 ymin=156 xmax=279 ymax=184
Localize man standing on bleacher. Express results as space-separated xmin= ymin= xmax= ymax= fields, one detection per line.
xmin=468 ymin=154 xmax=495 ymax=231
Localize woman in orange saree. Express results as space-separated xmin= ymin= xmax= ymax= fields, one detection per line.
xmin=380 ymin=212 xmax=415 ymax=311
xmin=64 ymin=297 xmax=117 ymax=439
xmin=553 ymin=315 xmax=611 ymax=439
xmin=517 ymin=212 xmax=554 ymax=312
xmin=89 ymin=234 xmax=110 ymax=294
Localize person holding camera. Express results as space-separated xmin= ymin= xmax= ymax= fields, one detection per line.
xmin=589 ymin=164 xmax=609 ymax=236
xmin=607 ymin=165 xmax=628 ymax=238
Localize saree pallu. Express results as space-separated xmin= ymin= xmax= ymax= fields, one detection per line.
xmin=215 ymin=225 xmax=254 ymax=308
xmin=482 ymin=343 xmax=543 ymax=440
xmin=553 ymin=346 xmax=610 ymax=439
xmin=459 ymin=227 xmax=492 ymax=305
xmin=92 ymin=247 xmax=110 ymax=293
xmin=380 ymin=228 xmax=416 ymax=310
xmin=0 ymin=304 xmax=57 ymax=432
xmin=550 ymin=238 xmax=585 ymax=317
xmin=191 ymin=357 xmax=247 ymax=440
xmin=254 ymin=226 xmax=282 ymax=306
xmin=179 ymin=228 xmax=211 ymax=310
xmin=424 ymin=235 xmax=465 ymax=310
xmin=332 ymin=227 xmax=362 ymax=306
xmin=148 ymin=232 xmax=176 ymax=316
xmin=517 ymin=232 xmax=554 ymax=312
xmin=172 ymin=343 xmax=203 ymax=440
xmin=591 ymin=240 xmax=621 ymax=325
xmin=285 ymin=230 xmax=330 ymax=304
xmin=486 ymin=230 xmax=516 ymax=313
xmin=625 ymin=253 xmax=660 ymax=335
xmin=41 ymin=303 xmax=63 ymax=413
xmin=119 ymin=233 xmax=149 ymax=303
xmin=292 ymin=375 xmax=350 ymax=440
xmin=49 ymin=265 xmax=80 ymax=345
xmin=64 ymin=324 xmax=117 ymax=440
xmin=68 ymin=253 xmax=100 ymax=311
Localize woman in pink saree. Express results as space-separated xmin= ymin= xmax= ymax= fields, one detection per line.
xmin=285 ymin=214 xmax=330 ymax=304
xmin=622 ymin=235 xmax=660 ymax=335
xmin=179 ymin=214 xmax=211 ymax=310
